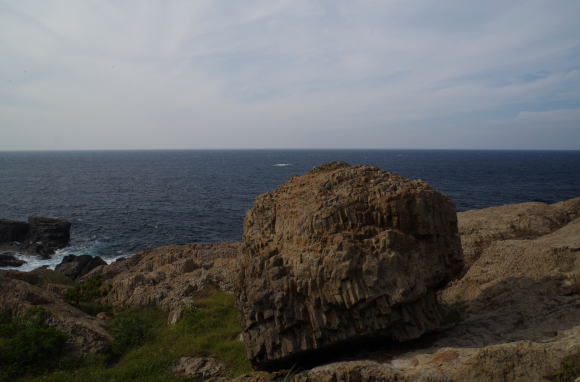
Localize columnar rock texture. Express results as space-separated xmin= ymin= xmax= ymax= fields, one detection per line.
xmin=236 ymin=161 xmax=464 ymax=370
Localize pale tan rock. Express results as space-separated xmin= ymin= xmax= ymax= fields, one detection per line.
xmin=0 ymin=271 xmax=112 ymax=355
xmin=231 ymin=196 xmax=580 ymax=381
xmin=94 ymin=242 xmax=240 ymax=324
xmin=457 ymin=197 xmax=580 ymax=266
xmin=172 ymin=356 xmax=228 ymax=381
xmin=237 ymin=162 xmax=463 ymax=370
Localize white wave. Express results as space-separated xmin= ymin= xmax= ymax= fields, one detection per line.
xmin=273 ymin=163 xmax=291 ymax=167
xmin=0 ymin=243 xmax=132 ymax=272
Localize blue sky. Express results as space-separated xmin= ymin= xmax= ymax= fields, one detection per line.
xmin=1 ymin=0 xmax=579 ymax=150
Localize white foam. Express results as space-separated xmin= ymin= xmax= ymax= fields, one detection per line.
xmin=0 ymin=245 xmax=132 ymax=272
xmin=273 ymin=163 xmax=291 ymax=167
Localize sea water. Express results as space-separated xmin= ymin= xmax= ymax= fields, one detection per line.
xmin=1 ymin=149 xmax=579 ymax=270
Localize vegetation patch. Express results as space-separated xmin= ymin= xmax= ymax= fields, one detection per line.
xmin=548 ymin=352 xmax=580 ymax=382
xmin=64 ymin=274 xmax=111 ymax=316
xmin=18 ymin=292 xmax=253 ymax=382
xmin=0 ymin=308 xmax=68 ymax=382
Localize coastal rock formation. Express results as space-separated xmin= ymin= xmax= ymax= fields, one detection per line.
xmin=0 ymin=270 xmax=112 ymax=355
xmin=55 ymin=254 xmax=106 ymax=279
xmin=236 ymin=162 xmax=464 ymax=370
xmin=231 ymin=197 xmax=580 ymax=381
xmin=0 ymin=216 xmax=71 ymax=258
xmin=457 ymin=197 xmax=580 ymax=266
xmin=93 ymin=242 xmax=240 ymax=324
xmin=0 ymin=253 xmax=26 ymax=267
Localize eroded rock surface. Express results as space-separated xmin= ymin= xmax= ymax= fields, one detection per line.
xmin=93 ymin=242 xmax=240 ymax=324
xmin=457 ymin=197 xmax=580 ymax=266
xmin=237 ymin=162 xmax=464 ymax=370
xmin=233 ymin=196 xmax=580 ymax=381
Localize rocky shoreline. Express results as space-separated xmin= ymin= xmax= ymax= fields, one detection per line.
xmin=0 ymin=162 xmax=578 ymax=381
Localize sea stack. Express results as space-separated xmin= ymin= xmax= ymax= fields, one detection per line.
xmin=236 ymin=161 xmax=464 ymax=370
xmin=0 ymin=216 xmax=71 ymax=257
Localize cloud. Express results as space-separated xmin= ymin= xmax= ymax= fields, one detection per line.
xmin=1 ymin=0 xmax=579 ymax=149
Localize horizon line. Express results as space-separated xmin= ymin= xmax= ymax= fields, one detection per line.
xmin=0 ymin=148 xmax=579 ymax=152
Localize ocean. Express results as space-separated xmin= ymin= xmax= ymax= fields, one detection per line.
xmin=1 ymin=149 xmax=579 ymax=271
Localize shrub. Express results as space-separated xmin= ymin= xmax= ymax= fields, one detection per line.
xmin=107 ymin=307 xmax=160 ymax=360
xmin=0 ymin=308 xmax=68 ymax=382
xmin=549 ymin=352 xmax=580 ymax=382
xmin=64 ymin=275 xmax=111 ymax=315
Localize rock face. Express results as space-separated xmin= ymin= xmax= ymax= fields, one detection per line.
xmin=93 ymin=242 xmax=240 ymax=324
xmin=236 ymin=162 xmax=464 ymax=370
xmin=0 ymin=216 xmax=71 ymax=257
xmin=55 ymin=254 xmax=106 ymax=279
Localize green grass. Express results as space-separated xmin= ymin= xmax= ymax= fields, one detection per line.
xmin=64 ymin=274 xmax=111 ymax=316
xmin=0 ymin=308 xmax=69 ymax=382
xmin=19 ymin=292 xmax=253 ymax=382
xmin=549 ymin=352 xmax=580 ymax=382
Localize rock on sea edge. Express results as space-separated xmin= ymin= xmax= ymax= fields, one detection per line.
xmin=55 ymin=254 xmax=107 ymax=280
xmin=236 ymin=161 xmax=464 ymax=370
xmin=0 ymin=216 xmax=71 ymax=258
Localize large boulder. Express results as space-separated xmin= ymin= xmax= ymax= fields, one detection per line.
xmin=55 ymin=254 xmax=106 ymax=280
xmin=236 ymin=162 xmax=464 ymax=370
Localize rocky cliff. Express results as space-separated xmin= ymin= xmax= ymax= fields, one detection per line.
xmin=236 ymin=162 xmax=464 ymax=370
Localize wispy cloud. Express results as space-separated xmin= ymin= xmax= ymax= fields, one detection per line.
xmin=1 ymin=0 xmax=579 ymax=149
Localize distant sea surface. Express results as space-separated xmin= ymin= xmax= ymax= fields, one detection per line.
xmin=1 ymin=150 xmax=579 ymax=270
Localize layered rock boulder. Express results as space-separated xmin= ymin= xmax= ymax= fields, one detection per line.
xmin=0 ymin=216 xmax=71 ymax=257
xmin=236 ymin=162 xmax=464 ymax=370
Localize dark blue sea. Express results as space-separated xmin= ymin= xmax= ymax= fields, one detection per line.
xmin=1 ymin=150 xmax=579 ymax=270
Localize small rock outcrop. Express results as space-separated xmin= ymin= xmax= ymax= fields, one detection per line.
xmin=0 ymin=216 xmax=71 ymax=258
xmin=172 ymin=356 xmax=228 ymax=381
xmin=92 ymin=242 xmax=240 ymax=324
xmin=0 ymin=252 xmax=26 ymax=267
xmin=236 ymin=162 xmax=464 ymax=370
xmin=55 ymin=254 xmax=106 ymax=279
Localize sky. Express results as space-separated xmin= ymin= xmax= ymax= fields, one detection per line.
xmin=1 ymin=1 xmax=579 ymax=150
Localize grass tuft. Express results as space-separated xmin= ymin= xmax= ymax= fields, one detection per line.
xmin=18 ymin=292 xmax=253 ymax=382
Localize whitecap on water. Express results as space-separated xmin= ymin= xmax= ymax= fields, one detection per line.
xmin=272 ymin=163 xmax=291 ymax=167
xmin=0 ymin=242 xmax=131 ymax=272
